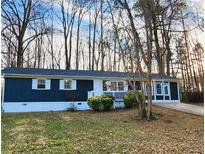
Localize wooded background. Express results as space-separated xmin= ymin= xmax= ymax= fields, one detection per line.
xmin=1 ymin=0 xmax=204 ymax=101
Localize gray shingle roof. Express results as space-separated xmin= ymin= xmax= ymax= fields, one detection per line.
xmin=2 ymin=67 xmax=180 ymax=80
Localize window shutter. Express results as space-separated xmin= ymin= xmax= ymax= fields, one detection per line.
xmin=72 ymin=80 xmax=77 ymax=90
xmin=46 ymin=79 xmax=51 ymax=90
xmin=32 ymin=79 xmax=37 ymax=89
xmin=59 ymin=80 xmax=64 ymax=90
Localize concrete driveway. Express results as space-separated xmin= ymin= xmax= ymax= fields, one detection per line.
xmin=155 ymin=103 xmax=204 ymax=116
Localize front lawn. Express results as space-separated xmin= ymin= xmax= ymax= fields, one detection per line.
xmin=2 ymin=106 xmax=203 ymax=153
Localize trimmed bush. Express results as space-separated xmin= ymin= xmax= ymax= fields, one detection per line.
xmin=123 ymin=91 xmax=136 ymax=108
xmin=101 ymin=94 xmax=115 ymax=101
xmin=123 ymin=91 xmax=144 ymax=108
xmin=101 ymin=97 xmax=113 ymax=111
xmin=87 ymin=95 xmax=114 ymax=111
xmin=87 ymin=96 xmax=101 ymax=111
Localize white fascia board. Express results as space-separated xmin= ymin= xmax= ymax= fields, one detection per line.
xmin=3 ymin=74 xmax=130 ymax=80
xmin=3 ymin=73 xmax=181 ymax=82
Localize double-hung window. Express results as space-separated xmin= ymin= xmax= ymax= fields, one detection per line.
xmin=32 ymin=78 xmax=50 ymax=90
xmin=64 ymin=79 xmax=72 ymax=90
xmin=59 ymin=79 xmax=76 ymax=90
xmin=37 ymin=79 xmax=46 ymax=89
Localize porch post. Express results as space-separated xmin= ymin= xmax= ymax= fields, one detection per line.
xmin=153 ymin=80 xmax=156 ymax=101
xmin=177 ymin=82 xmax=180 ymax=103
xmin=162 ymin=80 xmax=165 ymax=101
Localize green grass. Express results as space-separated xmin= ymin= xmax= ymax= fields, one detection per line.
xmin=2 ymin=106 xmax=204 ymax=153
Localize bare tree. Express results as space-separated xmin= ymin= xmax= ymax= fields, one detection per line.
xmin=57 ymin=0 xmax=77 ymax=69
xmin=1 ymin=0 xmax=48 ymax=67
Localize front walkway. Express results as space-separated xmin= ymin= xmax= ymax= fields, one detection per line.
xmin=155 ymin=103 xmax=204 ymax=116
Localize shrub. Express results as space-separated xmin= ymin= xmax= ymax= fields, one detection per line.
xmin=101 ymin=94 xmax=115 ymax=101
xmin=101 ymin=97 xmax=114 ymax=111
xmin=123 ymin=91 xmax=136 ymax=108
xmin=87 ymin=96 xmax=101 ymax=111
xmin=123 ymin=91 xmax=144 ymax=108
xmin=87 ymin=95 xmax=114 ymax=111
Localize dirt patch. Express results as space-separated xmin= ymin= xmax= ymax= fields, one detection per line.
xmin=33 ymin=119 xmax=45 ymax=124
xmin=12 ymin=122 xmax=29 ymax=133
xmin=16 ymin=119 xmax=29 ymax=125
xmin=35 ymin=136 xmax=48 ymax=145
xmin=59 ymin=114 xmax=72 ymax=122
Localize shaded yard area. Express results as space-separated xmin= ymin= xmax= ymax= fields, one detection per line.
xmin=2 ymin=106 xmax=203 ymax=153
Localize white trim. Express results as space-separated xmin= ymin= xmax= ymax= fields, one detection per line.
xmin=32 ymin=78 xmax=51 ymax=90
xmin=177 ymin=83 xmax=180 ymax=101
xmin=153 ymin=81 xmax=156 ymax=100
xmin=155 ymin=81 xmax=163 ymax=96
xmin=3 ymin=74 xmax=182 ymax=82
xmin=2 ymin=101 xmax=127 ymax=112
xmin=93 ymin=79 xmax=103 ymax=96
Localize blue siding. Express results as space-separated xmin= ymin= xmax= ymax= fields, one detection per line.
xmin=4 ymin=78 xmax=93 ymax=102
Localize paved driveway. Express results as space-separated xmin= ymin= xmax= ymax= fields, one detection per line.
xmin=155 ymin=103 xmax=204 ymax=116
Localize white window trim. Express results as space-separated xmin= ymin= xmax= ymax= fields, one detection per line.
xmin=164 ymin=82 xmax=170 ymax=96
xmin=32 ymin=78 xmax=50 ymax=90
xmin=155 ymin=81 xmax=163 ymax=95
xmin=59 ymin=79 xmax=76 ymax=90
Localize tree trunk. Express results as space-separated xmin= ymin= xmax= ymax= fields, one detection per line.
xmin=68 ymin=17 xmax=75 ymax=70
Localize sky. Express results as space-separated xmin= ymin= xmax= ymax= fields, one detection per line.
xmin=2 ymin=0 xmax=204 ymax=70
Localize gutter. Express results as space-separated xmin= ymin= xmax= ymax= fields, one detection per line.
xmin=2 ymin=73 xmax=182 ymax=82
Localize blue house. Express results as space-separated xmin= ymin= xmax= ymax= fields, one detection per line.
xmin=2 ymin=67 xmax=181 ymax=112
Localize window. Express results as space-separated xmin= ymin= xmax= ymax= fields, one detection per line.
xmin=118 ymin=82 xmax=124 ymax=91
xmin=32 ymin=79 xmax=50 ymax=90
xmin=111 ymin=82 xmax=117 ymax=91
xmin=128 ymin=81 xmax=141 ymax=90
xmin=103 ymin=80 xmax=125 ymax=91
xmin=37 ymin=79 xmax=46 ymax=89
xmin=164 ymin=82 xmax=169 ymax=95
xmin=103 ymin=80 xmax=111 ymax=91
xmin=64 ymin=80 xmax=72 ymax=89
xmin=156 ymin=82 xmax=162 ymax=95
xmin=60 ymin=79 xmax=76 ymax=90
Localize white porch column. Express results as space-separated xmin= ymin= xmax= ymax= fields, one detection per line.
xmin=153 ymin=80 xmax=156 ymax=101
xmin=177 ymin=82 xmax=180 ymax=102
xmin=162 ymin=80 xmax=165 ymax=101
xmin=93 ymin=79 xmax=103 ymax=96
